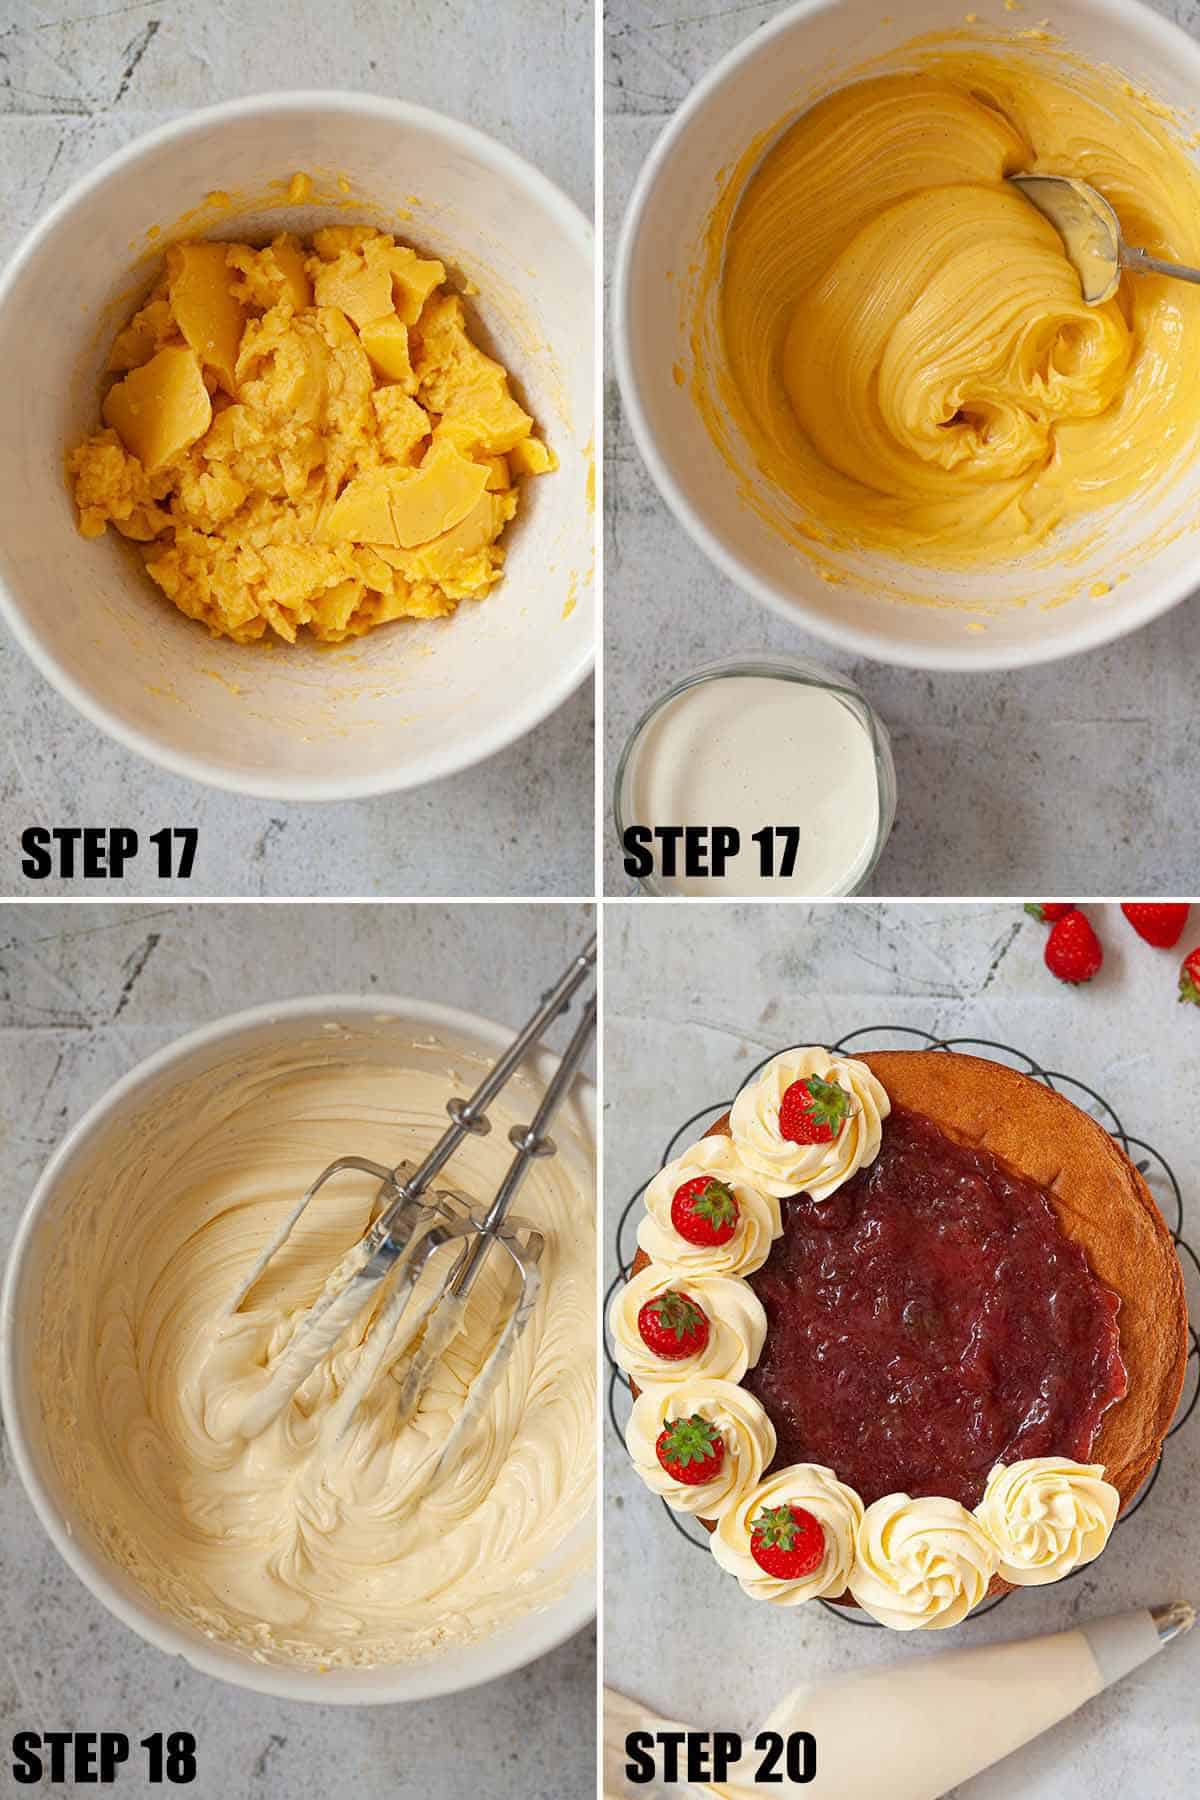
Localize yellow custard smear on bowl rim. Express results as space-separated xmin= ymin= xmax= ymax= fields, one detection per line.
xmin=67 ymin=223 xmax=555 ymax=644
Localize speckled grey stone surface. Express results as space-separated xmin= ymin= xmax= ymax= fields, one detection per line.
xmin=0 ymin=0 xmax=594 ymax=898
xmin=604 ymin=901 xmax=1200 ymax=1798
xmin=0 ymin=901 xmax=596 ymax=1798
xmin=603 ymin=0 xmax=1200 ymax=897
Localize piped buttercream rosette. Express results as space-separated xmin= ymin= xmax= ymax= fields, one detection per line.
xmin=712 ymin=1464 xmax=863 ymax=1604
xmin=637 ymin=1135 xmax=782 ymax=1279
xmin=848 ymin=1493 xmax=999 ymax=1630
xmin=729 ymin=1047 xmax=890 ymax=1200
xmin=625 ymin=1379 xmax=777 ymax=1518
xmin=974 ymin=1457 xmax=1119 ymax=1585
xmin=610 ymin=1264 xmax=766 ymax=1389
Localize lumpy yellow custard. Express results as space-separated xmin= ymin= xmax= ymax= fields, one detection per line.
xmin=703 ymin=45 xmax=1200 ymax=567
xmin=68 ymin=227 xmax=555 ymax=643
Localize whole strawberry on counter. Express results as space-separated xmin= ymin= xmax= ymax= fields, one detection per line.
xmin=1044 ymin=910 xmax=1103 ymax=985
xmin=1180 ymin=948 xmax=1200 ymax=1007
xmin=1121 ymin=904 xmax=1190 ymax=948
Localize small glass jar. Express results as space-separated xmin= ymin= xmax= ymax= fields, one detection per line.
xmin=613 ymin=654 xmax=897 ymax=897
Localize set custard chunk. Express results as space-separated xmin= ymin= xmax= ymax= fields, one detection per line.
xmin=612 ymin=1046 xmax=1188 ymax=1629
xmin=67 ymin=224 xmax=553 ymax=643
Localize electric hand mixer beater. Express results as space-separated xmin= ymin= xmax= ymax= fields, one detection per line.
xmin=228 ymin=933 xmax=596 ymax=1491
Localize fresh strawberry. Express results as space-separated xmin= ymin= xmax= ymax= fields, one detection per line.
xmin=1044 ymin=910 xmax=1103 ymax=985
xmin=670 ymin=1174 xmax=739 ymax=1247
xmin=778 ymin=1073 xmax=852 ymax=1144
xmin=656 ymin=1413 xmax=726 ymax=1485
xmin=749 ymin=1502 xmax=826 ymax=1580
xmin=1025 ymin=903 xmax=1076 ymax=922
xmin=1121 ymin=903 xmax=1190 ymax=949
xmin=1180 ymin=947 xmax=1200 ymax=1006
xmin=637 ymin=1290 xmax=710 ymax=1360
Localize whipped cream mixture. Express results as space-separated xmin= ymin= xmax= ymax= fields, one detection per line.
xmin=36 ymin=1033 xmax=594 ymax=1668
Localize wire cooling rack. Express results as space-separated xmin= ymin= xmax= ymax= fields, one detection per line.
xmin=604 ymin=1027 xmax=1200 ymax=1628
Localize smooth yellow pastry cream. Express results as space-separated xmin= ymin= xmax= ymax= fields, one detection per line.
xmin=704 ymin=46 xmax=1200 ymax=567
xmin=68 ymin=227 xmax=555 ymax=643
xmin=36 ymin=1040 xmax=594 ymax=1668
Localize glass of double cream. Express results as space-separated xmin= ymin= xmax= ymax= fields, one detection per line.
xmin=614 ymin=655 xmax=896 ymax=896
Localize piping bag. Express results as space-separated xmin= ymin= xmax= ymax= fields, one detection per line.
xmin=604 ymin=1602 xmax=1194 ymax=1800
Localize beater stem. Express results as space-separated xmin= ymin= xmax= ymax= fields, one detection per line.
xmin=452 ymin=994 xmax=598 ymax=1301
xmin=391 ymin=993 xmax=597 ymax=1434
xmin=382 ymin=932 xmax=596 ymax=1215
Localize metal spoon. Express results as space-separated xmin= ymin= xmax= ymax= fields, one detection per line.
xmin=1010 ymin=172 xmax=1200 ymax=305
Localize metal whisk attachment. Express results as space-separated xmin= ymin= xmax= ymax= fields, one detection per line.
xmin=229 ymin=934 xmax=596 ymax=1488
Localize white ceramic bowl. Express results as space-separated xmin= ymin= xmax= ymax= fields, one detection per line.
xmin=615 ymin=0 xmax=1200 ymax=671
xmin=0 ymin=996 xmax=596 ymax=1704
xmin=0 ymin=93 xmax=594 ymax=798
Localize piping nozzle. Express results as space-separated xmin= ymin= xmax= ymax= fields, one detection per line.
xmin=1150 ymin=1601 xmax=1195 ymax=1644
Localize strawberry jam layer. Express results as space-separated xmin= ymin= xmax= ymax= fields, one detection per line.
xmin=744 ymin=1106 xmax=1127 ymax=1508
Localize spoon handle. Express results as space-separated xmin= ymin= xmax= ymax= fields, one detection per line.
xmin=1124 ymin=244 xmax=1200 ymax=286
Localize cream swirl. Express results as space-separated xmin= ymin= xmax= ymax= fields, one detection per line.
xmin=729 ymin=1047 xmax=889 ymax=1199
xmin=624 ymin=1379 xmax=776 ymax=1518
xmin=712 ymin=1463 xmax=863 ymax=1604
xmin=975 ymin=1458 xmax=1119 ymax=1586
xmin=610 ymin=1264 xmax=766 ymax=1389
xmin=849 ymin=1493 xmax=998 ymax=1630
xmin=36 ymin=1040 xmax=595 ymax=1669
xmin=638 ymin=1135 xmax=782 ymax=1278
